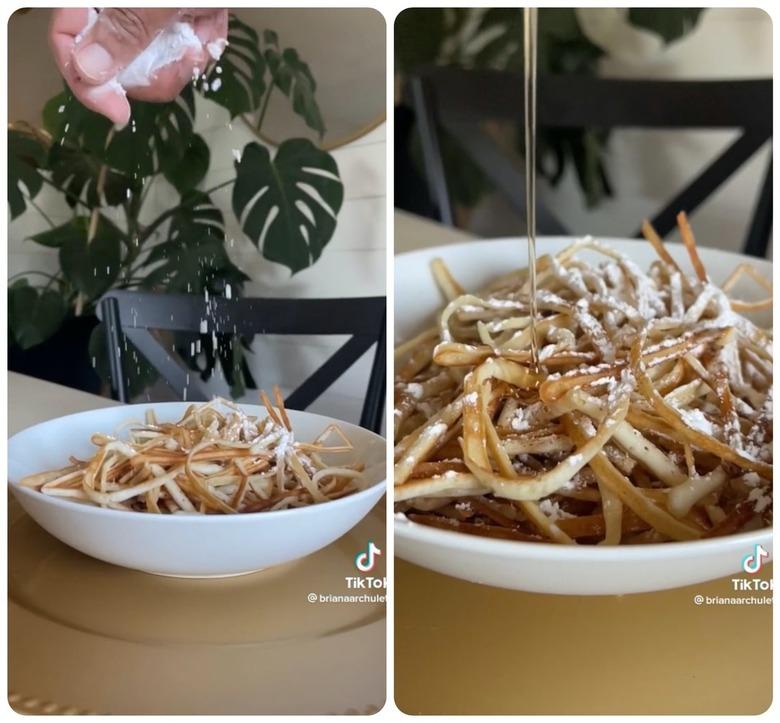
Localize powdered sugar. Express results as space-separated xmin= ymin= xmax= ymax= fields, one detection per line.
xmin=406 ymin=382 xmax=424 ymax=400
xmin=747 ymin=486 xmax=771 ymax=513
xmin=539 ymin=498 xmax=574 ymax=521
xmin=117 ymin=22 xmax=202 ymax=88
xmin=678 ymin=408 xmax=714 ymax=435
xmin=76 ymin=13 xmax=206 ymax=108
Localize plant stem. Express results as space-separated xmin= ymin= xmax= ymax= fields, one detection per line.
xmin=255 ymin=83 xmax=274 ymax=132
xmin=139 ymin=174 xmax=157 ymax=211
xmin=203 ymin=179 xmax=235 ymax=196
xmin=25 ymin=196 xmax=56 ymax=228
xmin=87 ymin=128 xmax=115 ymax=245
xmin=9 ymin=270 xmax=60 ymax=283
xmin=43 ymin=273 xmax=63 ymax=291
xmin=39 ymin=175 xmax=91 ymax=211
xmin=139 ymin=206 xmax=179 ymax=243
xmin=138 ymin=179 xmax=235 ymax=244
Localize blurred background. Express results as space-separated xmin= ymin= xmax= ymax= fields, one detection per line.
xmin=395 ymin=7 xmax=772 ymax=256
xmin=8 ymin=8 xmax=386 ymax=425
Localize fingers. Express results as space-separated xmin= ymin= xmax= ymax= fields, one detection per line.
xmin=123 ymin=58 xmax=199 ymax=103
xmin=48 ymin=8 xmax=228 ymax=124
xmin=124 ymin=9 xmax=228 ymax=103
xmin=49 ymin=8 xmax=132 ymax=125
xmin=192 ymin=8 xmax=229 ymax=61
xmin=72 ymin=8 xmax=182 ymax=85
xmin=49 ymin=7 xmax=91 ymax=82
xmin=80 ymin=84 xmax=133 ymax=127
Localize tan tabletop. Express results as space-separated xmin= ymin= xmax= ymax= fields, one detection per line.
xmin=393 ymin=213 xmax=773 ymax=715
xmin=8 ymin=373 xmax=385 ymax=714
xmin=394 ymin=209 xmax=475 ymax=254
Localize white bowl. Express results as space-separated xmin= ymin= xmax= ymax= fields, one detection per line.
xmin=9 ymin=403 xmax=386 ymax=577
xmin=395 ymin=237 xmax=772 ymax=595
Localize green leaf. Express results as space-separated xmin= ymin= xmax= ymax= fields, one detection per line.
xmin=162 ymin=134 xmax=210 ymax=193
xmin=89 ymin=323 xmax=158 ymax=399
xmin=141 ymin=192 xmax=245 ymax=294
xmin=394 ymin=9 xmax=447 ymax=73
xmin=43 ymin=90 xmax=137 ymax=206
xmin=206 ymin=14 xmax=267 ymax=118
xmin=473 ymin=8 xmax=522 ymax=68
xmin=141 ymin=233 xmax=248 ymax=296
xmin=147 ymin=85 xmax=197 ymax=175
xmin=44 ymin=86 xmax=196 ymax=180
xmin=42 ymin=90 xmax=114 ymax=157
xmin=232 ymin=139 xmax=343 ymax=274
xmin=265 ymin=47 xmax=325 ymax=136
xmin=48 ymin=143 xmax=133 ymax=209
xmin=29 ymin=217 xmax=90 ymax=249
xmin=168 ymin=189 xmax=226 ymax=242
xmin=8 ymin=129 xmax=47 ymax=219
xmin=59 ymin=215 xmax=124 ymax=299
xmin=8 ymin=284 xmax=68 ymax=350
xmin=628 ymin=8 xmax=703 ymax=44
xmin=107 ymin=93 xmax=195 ymax=177
xmin=263 ymin=29 xmax=278 ymax=47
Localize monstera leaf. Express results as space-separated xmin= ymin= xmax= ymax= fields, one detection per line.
xmin=162 ymin=133 xmax=210 ymax=193
xmin=59 ymin=215 xmax=124 ymax=300
xmin=29 ymin=216 xmax=100 ymax=249
xmin=628 ymin=8 xmax=703 ymax=44
xmin=140 ymin=190 xmax=225 ymax=280
xmin=167 ymin=189 xmax=225 ymax=242
xmin=8 ymin=129 xmax=47 ymax=219
xmin=43 ymin=87 xmax=195 ymax=180
xmin=48 ymin=143 xmax=134 ymax=208
xmin=205 ymin=14 xmax=267 ymax=118
xmin=8 ymin=280 xmax=68 ymax=350
xmin=141 ymin=233 xmax=246 ymax=295
xmin=232 ymin=139 xmax=343 ymax=274
xmin=265 ymin=46 xmax=325 ymax=136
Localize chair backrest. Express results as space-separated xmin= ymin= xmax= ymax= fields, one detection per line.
xmin=408 ymin=67 xmax=772 ymax=256
xmin=98 ymin=290 xmax=386 ymax=433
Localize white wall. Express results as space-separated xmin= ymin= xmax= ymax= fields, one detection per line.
xmin=8 ymin=96 xmax=386 ymax=425
xmin=191 ymin=102 xmax=387 ymax=424
xmin=469 ymin=8 xmax=772 ymax=257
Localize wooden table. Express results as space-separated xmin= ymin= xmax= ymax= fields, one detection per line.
xmin=393 ymin=212 xmax=772 ymax=715
xmin=7 ymin=373 xmax=385 ymax=714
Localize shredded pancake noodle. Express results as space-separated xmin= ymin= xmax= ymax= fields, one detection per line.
xmin=21 ymin=388 xmax=367 ymax=513
xmin=394 ymin=214 xmax=772 ymax=544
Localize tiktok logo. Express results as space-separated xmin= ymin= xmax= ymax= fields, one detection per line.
xmin=742 ymin=544 xmax=770 ymax=574
xmin=355 ymin=540 xmax=382 ymax=573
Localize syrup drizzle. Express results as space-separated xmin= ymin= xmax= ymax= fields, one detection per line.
xmin=523 ymin=7 xmax=540 ymax=372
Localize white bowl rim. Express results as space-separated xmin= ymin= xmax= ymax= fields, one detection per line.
xmin=9 ymin=402 xmax=386 ymax=523
xmin=395 ymin=236 xmax=772 ymax=559
xmin=395 ymin=235 xmax=774 ymax=268
xmin=395 ymin=517 xmax=771 ymax=560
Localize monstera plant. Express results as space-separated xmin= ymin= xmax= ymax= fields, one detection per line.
xmin=8 ymin=16 xmax=343 ymax=397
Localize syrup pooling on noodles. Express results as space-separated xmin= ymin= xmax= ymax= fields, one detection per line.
xmin=394 ymin=214 xmax=772 ymax=544
xmin=21 ymin=388 xmax=367 ymax=513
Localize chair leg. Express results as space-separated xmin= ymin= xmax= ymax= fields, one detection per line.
xmin=743 ymin=157 xmax=772 ymax=258
xmin=409 ymin=75 xmax=455 ymax=227
xmin=101 ymin=297 xmax=128 ymax=403
xmin=360 ymin=319 xmax=386 ymax=434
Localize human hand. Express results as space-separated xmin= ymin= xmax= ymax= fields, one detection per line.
xmin=49 ymin=8 xmax=228 ymax=126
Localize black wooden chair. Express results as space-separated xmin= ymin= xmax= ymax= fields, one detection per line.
xmin=97 ymin=290 xmax=386 ymax=433
xmin=407 ymin=67 xmax=772 ymax=257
